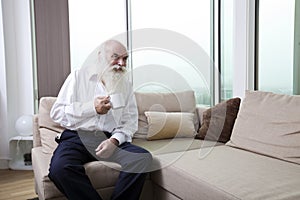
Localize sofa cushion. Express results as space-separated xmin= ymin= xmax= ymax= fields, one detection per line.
xmin=195 ymin=97 xmax=241 ymax=143
xmin=40 ymin=128 xmax=58 ymax=154
xmin=152 ymin=146 xmax=300 ymax=200
xmin=133 ymin=138 xmax=223 ymax=156
xmin=134 ymin=91 xmax=198 ymax=139
xmin=145 ymin=112 xmax=196 ymax=140
xmin=133 ymin=138 xmax=223 ymax=172
xmin=226 ymin=90 xmax=300 ymax=165
xmin=39 ymin=97 xmax=64 ymax=133
xmin=38 ymin=97 xmax=65 ymax=154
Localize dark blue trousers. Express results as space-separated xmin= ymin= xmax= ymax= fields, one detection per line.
xmin=48 ymin=130 xmax=152 ymax=200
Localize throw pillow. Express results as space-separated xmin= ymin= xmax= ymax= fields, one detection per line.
xmin=226 ymin=90 xmax=300 ymax=165
xmin=195 ymin=97 xmax=241 ymax=143
xmin=134 ymin=91 xmax=198 ymax=139
xmin=145 ymin=111 xmax=196 ymax=140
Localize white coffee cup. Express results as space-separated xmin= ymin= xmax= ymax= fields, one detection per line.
xmin=110 ymin=93 xmax=125 ymax=109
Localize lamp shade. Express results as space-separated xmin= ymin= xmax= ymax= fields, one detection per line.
xmin=15 ymin=115 xmax=33 ymax=136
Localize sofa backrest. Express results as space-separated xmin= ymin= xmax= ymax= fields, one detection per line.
xmin=38 ymin=97 xmax=65 ymax=133
xmin=134 ymin=90 xmax=199 ymax=139
xmin=33 ymin=91 xmax=200 ymax=153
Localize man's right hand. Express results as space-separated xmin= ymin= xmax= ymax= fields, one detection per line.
xmin=94 ymin=96 xmax=111 ymax=114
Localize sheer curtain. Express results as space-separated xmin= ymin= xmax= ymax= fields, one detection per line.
xmin=0 ymin=0 xmax=10 ymax=167
xmin=0 ymin=0 xmax=34 ymax=169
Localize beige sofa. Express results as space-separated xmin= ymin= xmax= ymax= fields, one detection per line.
xmin=32 ymin=90 xmax=300 ymax=200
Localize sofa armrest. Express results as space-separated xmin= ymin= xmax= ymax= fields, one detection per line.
xmin=33 ymin=114 xmax=42 ymax=147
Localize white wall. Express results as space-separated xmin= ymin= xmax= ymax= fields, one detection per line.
xmin=0 ymin=0 xmax=34 ymax=169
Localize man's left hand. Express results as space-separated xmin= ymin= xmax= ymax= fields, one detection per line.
xmin=95 ymin=138 xmax=119 ymax=158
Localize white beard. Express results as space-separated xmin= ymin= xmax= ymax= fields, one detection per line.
xmin=100 ymin=65 xmax=127 ymax=95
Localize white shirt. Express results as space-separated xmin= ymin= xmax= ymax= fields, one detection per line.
xmin=50 ymin=66 xmax=138 ymax=145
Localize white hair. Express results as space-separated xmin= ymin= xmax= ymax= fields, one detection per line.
xmin=79 ymin=40 xmax=128 ymax=95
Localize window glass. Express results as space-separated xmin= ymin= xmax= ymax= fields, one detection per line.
xmin=131 ymin=0 xmax=212 ymax=106
xmin=258 ymin=0 xmax=295 ymax=94
xmin=68 ymin=0 xmax=126 ymax=71
xmin=220 ymin=0 xmax=234 ymax=100
xmin=69 ymin=0 xmax=214 ymax=105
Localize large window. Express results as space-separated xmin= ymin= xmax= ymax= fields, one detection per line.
xmin=53 ymin=0 xmax=300 ymax=111
xmin=130 ymin=0 xmax=213 ymax=105
xmin=257 ymin=0 xmax=296 ymax=94
xmin=68 ymin=0 xmax=214 ymax=106
xmin=68 ymin=0 xmax=126 ymax=71
xmin=220 ymin=0 xmax=234 ymax=100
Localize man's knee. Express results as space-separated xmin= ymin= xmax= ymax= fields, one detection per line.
xmin=48 ymin=161 xmax=65 ymax=181
xmin=129 ymin=145 xmax=152 ymax=163
xmin=48 ymin=159 xmax=75 ymax=182
xmin=141 ymin=149 xmax=153 ymax=167
xmin=126 ymin=148 xmax=153 ymax=173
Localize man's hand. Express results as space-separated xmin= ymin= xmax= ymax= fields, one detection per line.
xmin=94 ymin=96 xmax=111 ymax=114
xmin=95 ymin=138 xmax=119 ymax=158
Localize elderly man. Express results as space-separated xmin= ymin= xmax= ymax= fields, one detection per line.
xmin=49 ymin=40 xmax=152 ymax=200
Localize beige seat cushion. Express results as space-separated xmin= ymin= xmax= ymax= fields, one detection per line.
xmin=152 ymin=146 xmax=300 ymax=200
xmin=133 ymin=138 xmax=223 ymax=172
xmin=227 ymin=90 xmax=300 ymax=165
xmin=133 ymin=138 xmax=223 ymax=156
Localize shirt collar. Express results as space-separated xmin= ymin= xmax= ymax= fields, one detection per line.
xmin=85 ymin=64 xmax=101 ymax=81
